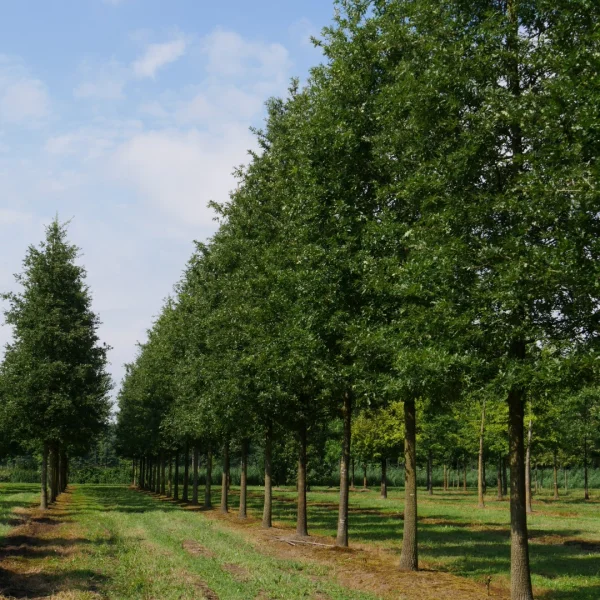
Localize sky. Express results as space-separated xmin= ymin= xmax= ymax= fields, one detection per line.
xmin=0 ymin=0 xmax=333 ymax=403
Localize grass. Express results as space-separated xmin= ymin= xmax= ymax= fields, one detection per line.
xmin=241 ymin=484 xmax=600 ymax=599
xmin=0 ymin=484 xmax=377 ymax=600
xmin=0 ymin=483 xmax=598 ymax=599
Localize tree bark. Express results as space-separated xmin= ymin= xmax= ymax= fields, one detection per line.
xmin=160 ymin=452 xmax=166 ymax=495
xmin=508 ymin=386 xmax=534 ymax=600
xmin=174 ymin=451 xmax=179 ymax=501
xmin=525 ymin=421 xmax=532 ymax=513
xmin=336 ymin=390 xmax=352 ymax=547
xmin=363 ymin=464 xmax=368 ymax=489
xmin=399 ymin=398 xmax=418 ymax=571
xmin=204 ymin=448 xmax=213 ymax=508
xmin=41 ymin=442 xmax=49 ymax=509
xmin=443 ymin=464 xmax=448 ymax=492
xmin=296 ymin=421 xmax=308 ymax=537
xmin=262 ymin=426 xmax=273 ymax=528
xmin=478 ymin=400 xmax=486 ymax=508
xmin=220 ymin=441 xmax=229 ymax=513
xmin=183 ymin=443 xmax=190 ymax=502
xmin=380 ymin=457 xmax=387 ymax=499
xmin=239 ymin=439 xmax=248 ymax=518
xmin=59 ymin=447 xmax=67 ymax=493
xmin=463 ymin=461 xmax=467 ymax=492
xmin=168 ymin=454 xmax=172 ymax=497
xmin=192 ymin=445 xmax=199 ymax=505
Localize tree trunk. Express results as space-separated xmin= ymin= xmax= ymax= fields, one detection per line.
xmin=399 ymin=398 xmax=418 ymax=571
xmin=204 ymin=448 xmax=213 ymax=508
xmin=336 ymin=390 xmax=352 ymax=547
xmin=553 ymin=451 xmax=559 ymax=500
xmin=50 ymin=444 xmax=58 ymax=503
xmin=296 ymin=422 xmax=308 ymax=537
xmin=174 ymin=451 xmax=179 ymax=501
xmin=41 ymin=442 xmax=49 ymax=509
xmin=239 ymin=439 xmax=248 ymax=518
xmin=478 ymin=400 xmax=486 ymax=508
xmin=192 ymin=445 xmax=199 ymax=505
xmin=508 ymin=386 xmax=534 ymax=600
xmin=443 ymin=464 xmax=448 ymax=492
xmin=160 ymin=452 xmax=166 ymax=495
xmin=380 ymin=457 xmax=387 ymax=499
xmin=463 ymin=461 xmax=467 ymax=492
xmin=525 ymin=420 xmax=533 ymax=513
xmin=167 ymin=454 xmax=172 ymax=497
xmin=59 ymin=447 xmax=67 ymax=493
xmin=220 ymin=441 xmax=229 ymax=513
xmin=183 ymin=443 xmax=190 ymax=502
xmin=262 ymin=426 xmax=273 ymax=528
xmin=427 ymin=451 xmax=433 ymax=496
xmin=363 ymin=464 xmax=368 ymax=489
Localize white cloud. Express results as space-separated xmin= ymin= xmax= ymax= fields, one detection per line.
xmin=0 ymin=56 xmax=50 ymax=125
xmin=74 ymin=59 xmax=128 ymax=101
xmin=0 ymin=208 xmax=33 ymax=226
xmin=289 ymin=18 xmax=319 ymax=47
xmin=132 ymin=39 xmax=187 ymax=79
xmin=203 ymin=29 xmax=290 ymax=84
xmin=45 ymin=120 xmax=143 ymax=160
xmin=110 ymin=126 xmax=255 ymax=226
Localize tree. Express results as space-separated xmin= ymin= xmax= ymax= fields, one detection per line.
xmin=2 ymin=219 xmax=111 ymax=508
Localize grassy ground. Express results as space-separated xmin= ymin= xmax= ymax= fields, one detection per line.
xmin=242 ymin=485 xmax=600 ymax=599
xmin=0 ymin=483 xmax=598 ymax=599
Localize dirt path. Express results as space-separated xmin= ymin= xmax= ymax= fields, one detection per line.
xmin=180 ymin=499 xmax=510 ymax=600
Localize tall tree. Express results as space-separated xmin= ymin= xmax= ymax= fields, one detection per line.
xmin=2 ymin=219 xmax=111 ymax=508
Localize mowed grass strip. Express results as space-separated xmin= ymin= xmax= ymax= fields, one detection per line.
xmin=237 ymin=485 xmax=600 ymax=600
xmin=0 ymin=484 xmax=377 ymax=600
xmin=1 ymin=483 xmax=599 ymax=599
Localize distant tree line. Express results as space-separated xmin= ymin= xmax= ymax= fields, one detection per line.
xmin=115 ymin=2 xmax=600 ymax=599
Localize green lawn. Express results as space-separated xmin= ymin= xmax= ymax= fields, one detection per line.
xmin=0 ymin=484 xmax=38 ymax=538
xmin=0 ymin=483 xmax=598 ymax=599
xmin=0 ymin=483 xmax=376 ymax=600
xmin=241 ymin=485 xmax=600 ymax=600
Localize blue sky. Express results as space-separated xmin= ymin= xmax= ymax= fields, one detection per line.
xmin=0 ymin=0 xmax=333 ymax=401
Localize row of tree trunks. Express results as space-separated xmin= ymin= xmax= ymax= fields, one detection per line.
xmin=40 ymin=441 xmax=68 ymax=510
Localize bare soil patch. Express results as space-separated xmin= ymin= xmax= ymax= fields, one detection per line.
xmin=182 ymin=539 xmax=215 ymax=558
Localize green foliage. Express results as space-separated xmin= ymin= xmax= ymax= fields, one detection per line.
xmin=1 ymin=219 xmax=111 ymax=457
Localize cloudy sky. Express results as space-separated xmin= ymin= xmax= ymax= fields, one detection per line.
xmin=0 ymin=0 xmax=331 ymax=402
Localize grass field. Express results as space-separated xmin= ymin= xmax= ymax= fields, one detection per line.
xmin=0 ymin=483 xmax=598 ymax=599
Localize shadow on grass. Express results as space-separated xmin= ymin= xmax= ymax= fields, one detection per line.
xmin=0 ymin=566 xmax=108 ymax=598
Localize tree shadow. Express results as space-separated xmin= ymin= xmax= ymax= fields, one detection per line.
xmin=0 ymin=565 xmax=108 ymax=598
